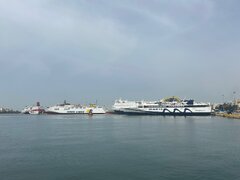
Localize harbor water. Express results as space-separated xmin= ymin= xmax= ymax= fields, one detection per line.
xmin=0 ymin=114 xmax=240 ymax=180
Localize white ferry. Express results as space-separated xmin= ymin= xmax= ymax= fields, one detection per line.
xmin=45 ymin=101 xmax=106 ymax=114
xmin=21 ymin=102 xmax=45 ymax=115
xmin=112 ymin=97 xmax=212 ymax=116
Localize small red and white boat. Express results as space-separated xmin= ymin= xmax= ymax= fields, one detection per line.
xmin=22 ymin=102 xmax=45 ymax=115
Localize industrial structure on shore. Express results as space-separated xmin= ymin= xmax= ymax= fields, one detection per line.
xmin=0 ymin=107 xmax=19 ymax=114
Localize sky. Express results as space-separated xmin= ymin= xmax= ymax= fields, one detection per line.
xmin=0 ymin=0 xmax=240 ymax=109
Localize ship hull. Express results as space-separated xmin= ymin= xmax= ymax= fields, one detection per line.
xmin=45 ymin=108 xmax=106 ymax=114
xmin=113 ymin=107 xmax=212 ymax=116
xmin=114 ymin=110 xmax=211 ymax=116
xmin=45 ymin=111 xmax=105 ymax=115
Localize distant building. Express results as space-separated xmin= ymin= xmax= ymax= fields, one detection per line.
xmin=0 ymin=107 xmax=19 ymax=113
xmin=212 ymin=103 xmax=219 ymax=110
xmin=235 ymin=99 xmax=240 ymax=108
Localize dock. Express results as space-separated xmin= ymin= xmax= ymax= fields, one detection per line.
xmin=215 ymin=112 xmax=240 ymax=119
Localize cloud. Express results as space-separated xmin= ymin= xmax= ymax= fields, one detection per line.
xmin=0 ymin=0 xmax=138 ymax=74
xmin=0 ymin=0 xmax=219 ymax=84
xmin=109 ymin=0 xmax=216 ymax=33
xmin=1 ymin=0 xmax=240 ymax=108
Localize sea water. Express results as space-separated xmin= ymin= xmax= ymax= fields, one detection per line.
xmin=0 ymin=114 xmax=240 ymax=180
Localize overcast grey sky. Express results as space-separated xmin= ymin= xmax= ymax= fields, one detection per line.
xmin=0 ymin=0 xmax=240 ymax=109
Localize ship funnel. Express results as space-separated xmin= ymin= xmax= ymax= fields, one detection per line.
xmin=37 ymin=102 xmax=40 ymax=106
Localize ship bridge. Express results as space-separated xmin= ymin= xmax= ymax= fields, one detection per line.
xmin=161 ymin=96 xmax=181 ymax=103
